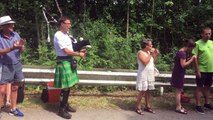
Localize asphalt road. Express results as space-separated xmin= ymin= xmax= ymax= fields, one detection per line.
xmin=1 ymin=107 xmax=212 ymax=120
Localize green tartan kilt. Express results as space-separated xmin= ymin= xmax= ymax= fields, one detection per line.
xmin=54 ymin=60 xmax=79 ymax=89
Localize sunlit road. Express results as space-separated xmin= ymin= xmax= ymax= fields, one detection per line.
xmin=1 ymin=107 xmax=212 ymax=120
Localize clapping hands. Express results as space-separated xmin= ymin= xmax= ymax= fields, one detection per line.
xmin=192 ymin=55 xmax=197 ymax=60
xmin=10 ymin=39 xmax=25 ymax=52
xmin=190 ymin=55 xmax=197 ymax=63
xmin=13 ymin=39 xmax=24 ymax=50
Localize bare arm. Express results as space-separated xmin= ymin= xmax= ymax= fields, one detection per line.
xmin=0 ymin=40 xmax=23 ymax=55
xmin=0 ymin=47 xmax=15 ymax=55
xmin=63 ymin=48 xmax=86 ymax=59
xmin=180 ymin=55 xmax=196 ymax=68
xmin=193 ymin=57 xmax=201 ymax=79
xmin=138 ymin=52 xmax=152 ymax=65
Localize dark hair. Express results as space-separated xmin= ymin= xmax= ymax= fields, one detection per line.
xmin=140 ymin=38 xmax=152 ymax=49
xmin=183 ymin=38 xmax=196 ymax=48
xmin=58 ymin=16 xmax=70 ymax=26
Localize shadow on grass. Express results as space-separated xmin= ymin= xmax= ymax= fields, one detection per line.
xmin=18 ymin=95 xmax=60 ymax=114
xmin=20 ymin=92 xmax=175 ymax=112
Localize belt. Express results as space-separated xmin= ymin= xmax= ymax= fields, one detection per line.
xmin=57 ymin=56 xmax=73 ymax=60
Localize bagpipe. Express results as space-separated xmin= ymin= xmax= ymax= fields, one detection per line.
xmin=41 ymin=5 xmax=91 ymax=51
xmin=68 ymin=34 xmax=91 ymax=52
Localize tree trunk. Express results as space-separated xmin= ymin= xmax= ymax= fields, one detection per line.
xmin=83 ymin=0 xmax=86 ymax=22
xmin=151 ymin=0 xmax=155 ymax=36
xmin=35 ymin=11 xmax=40 ymax=44
xmin=126 ymin=2 xmax=129 ymax=39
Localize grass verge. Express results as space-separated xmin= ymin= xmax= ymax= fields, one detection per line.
xmin=18 ymin=89 xmax=213 ymax=112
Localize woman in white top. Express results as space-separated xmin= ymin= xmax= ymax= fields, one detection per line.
xmin=136 ymin=38 xmax=159 ymax=115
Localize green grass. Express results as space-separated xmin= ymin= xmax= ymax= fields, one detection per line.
xmin=17 ymin=89 xmax=213 ymax=112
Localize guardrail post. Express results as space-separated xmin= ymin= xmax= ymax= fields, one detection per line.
xmin=159 ymin=87 xmax=164 ymax=96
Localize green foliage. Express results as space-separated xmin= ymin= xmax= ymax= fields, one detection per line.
xmin=76 ymin=20 xmax=145 ymax=69
xmin=2 ymin=0 xmax=212 ymax=95
xmin=2 ymin=0 xmax=212 ymax=71
xmin=155 ymin=47 xmax=178 ymax=72
xmin=73 ymin=85 xmax=130 ymax=92
xmin=34 ymin=41 xmax=56 ymax=66
xmin=0 ymin=3 xmax=5 ymax=15
xmin=97 ymin=86 xmax=129 ymax=92
xmin=21 ymin=40 xmax=56 ymax=66
xmin=25 ymin=84 xmax=42 ymax=92
xmin=21 ymin=39 xmax=36 ymax=65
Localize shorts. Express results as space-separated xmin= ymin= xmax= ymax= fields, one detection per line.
xmin=196 ymin=72 xmax=213 ymax=87
xmin=0 ymin=62 xmax=24 ymax=84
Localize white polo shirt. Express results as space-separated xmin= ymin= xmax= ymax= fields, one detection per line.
xmin=54 ymin=31 xmax=73 ymax=56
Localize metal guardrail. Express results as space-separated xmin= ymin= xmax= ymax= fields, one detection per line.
xmin=22 ymin=68 xmax=198 ymax=87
